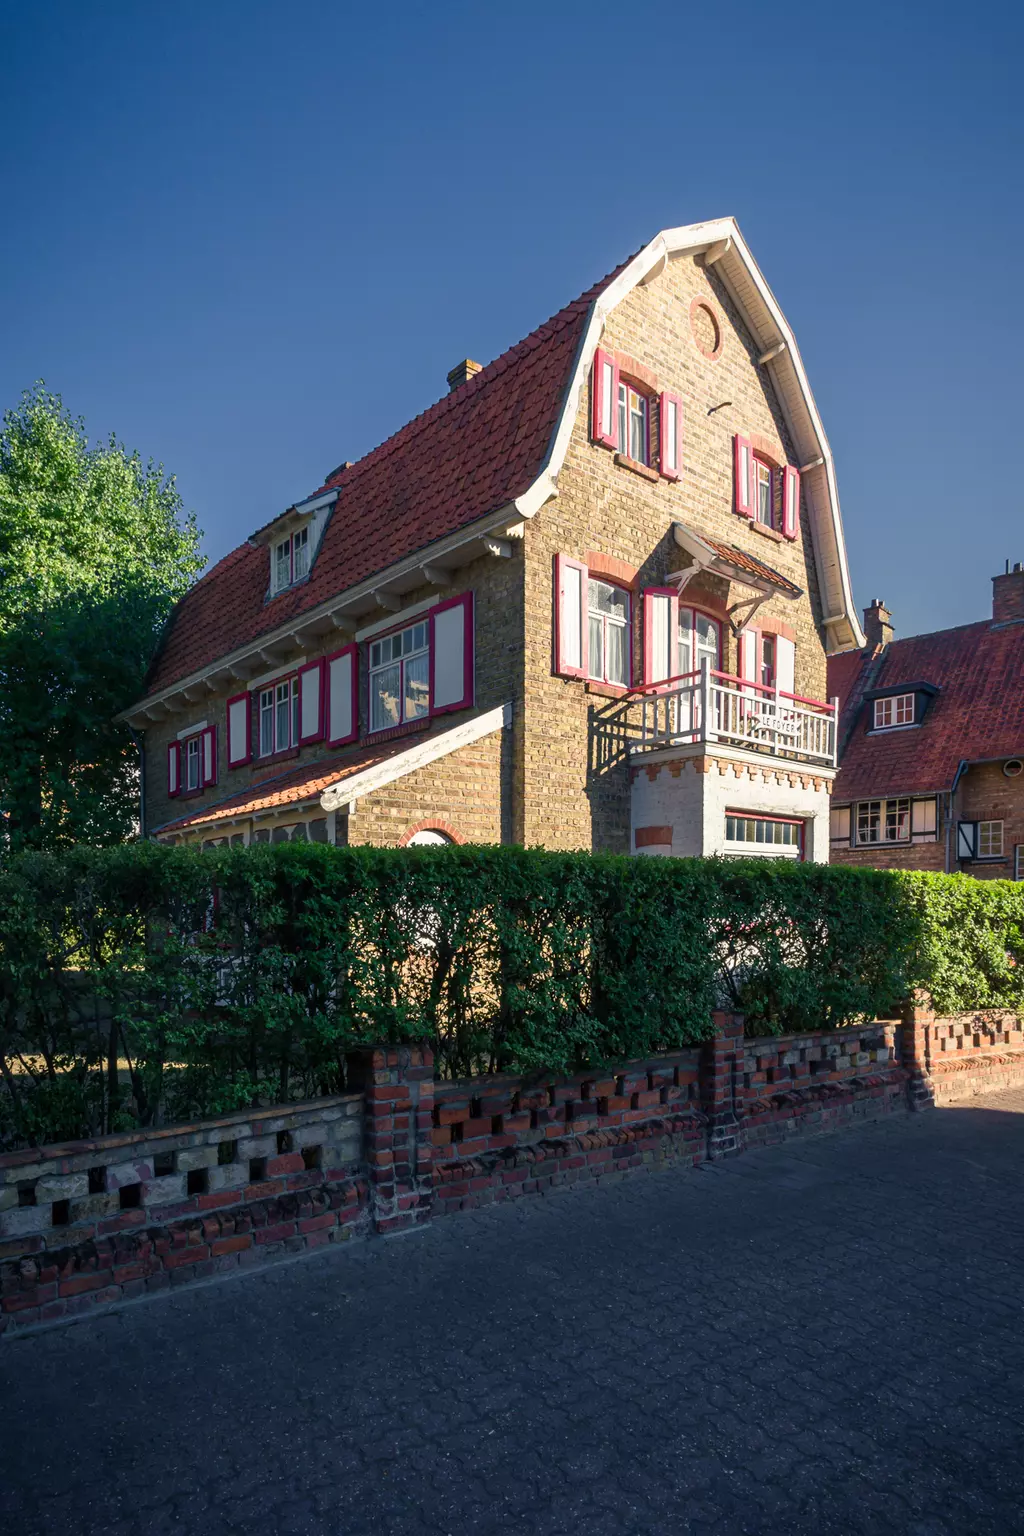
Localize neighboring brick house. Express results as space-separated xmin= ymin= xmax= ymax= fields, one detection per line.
xmin=828 ymin=568 xmax=1024 ymax=877
xmin=121 ymin=218 xmax=864 ymax=860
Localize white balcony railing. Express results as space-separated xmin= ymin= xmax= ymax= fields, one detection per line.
xmin=633 ymin=665 xmax=837 ymax=767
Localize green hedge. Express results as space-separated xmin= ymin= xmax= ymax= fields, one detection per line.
xmin=1 ymin=843 xmax=1021 ymax=1150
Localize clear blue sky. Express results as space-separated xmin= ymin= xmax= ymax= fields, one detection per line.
xmin=2 ymin=1 xmax=1020 ymax=641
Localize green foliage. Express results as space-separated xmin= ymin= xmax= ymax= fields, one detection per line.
xmin=899 ymin=871 xmax=1024 ymax=1016
xmin=0 ymin=386 xmax=204 ymax=849
xmin=1 ymin=841 xmax=999 ymax=1151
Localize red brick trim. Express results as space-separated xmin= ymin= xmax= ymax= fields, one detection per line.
xmin=398 ymin=819 xmax=464 ymax=846
xmin=585 ymin=680 xmax=628 ymax=700
xmin=635 ymin=825 xmax=673 ymax=847
xmin=585 ymin=551 xmax=639 ymax=587
xmin=614 ymin=453 xmax=660 ymax=483
xmin=689 ymin=297 xmax=723 ymax=361
xmin=364 ymin=717 xmax=431 ymax=748
xmin=749 ymin=432 xmax=784 ymax=465
xmin=613 ymin=351 xmax=659 ymax=392
xmin=756 ymin=616 xmax=797 ymax=643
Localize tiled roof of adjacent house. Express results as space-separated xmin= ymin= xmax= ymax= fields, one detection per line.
xmin=828 ymin=619 xmax=1024 ymax=801
xmin=155 ymin=736 xmax=412 ymax=836
xmin=145 ymin=259 xmax=632 ymax=694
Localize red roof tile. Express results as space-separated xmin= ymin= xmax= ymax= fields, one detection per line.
xmin=156 ymin=737 xmax=413 ymax=836
xmin=828 ymin=620 xmax=1024 ymax=800
xmin=701 ymin=536 xmax=802 ymax=598
xmin=146 ymin=259 xmax=633 ymax=695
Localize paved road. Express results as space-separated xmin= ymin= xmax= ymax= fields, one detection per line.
xmin=3 ymin=1093 xmax=1024 ymax=1536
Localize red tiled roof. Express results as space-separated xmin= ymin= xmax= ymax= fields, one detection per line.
xmin=828 ymin=620 xmax=1024 ymax=800
xmin=155 ymin=736 xmax=413 ymax=836
xmin=146 ymin=259 xmax=633 ymax=694
xmin=702 ymin=536 xmax=802 ymax=598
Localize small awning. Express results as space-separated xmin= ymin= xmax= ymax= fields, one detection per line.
xmin=672 ymin=521 xmax=803 ymax=600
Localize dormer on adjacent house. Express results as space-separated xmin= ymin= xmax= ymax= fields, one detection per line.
xmin=120 ymin=218 xmax=862 ymax=858
xmin=829 ymin=567 xmax=1024 ymax=878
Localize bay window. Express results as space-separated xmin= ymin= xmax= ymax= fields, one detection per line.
xmin=588 ymin=580 xmax=630 ymax=687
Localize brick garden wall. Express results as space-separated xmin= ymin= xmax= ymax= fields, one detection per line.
xmin=3 ymin=1007 xmax=1022 ymax=1337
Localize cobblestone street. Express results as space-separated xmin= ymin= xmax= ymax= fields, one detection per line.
xmin=3 ymin=1092 xmax=1024 ymax=1536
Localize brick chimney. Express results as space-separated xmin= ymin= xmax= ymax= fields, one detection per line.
xmin=862 ymin=598 xmax=894 ymax=650
xmin=992 ymin=562 xmax=1024 ymax=624
xmin=446 ymin=359 xmax=482 ymax=392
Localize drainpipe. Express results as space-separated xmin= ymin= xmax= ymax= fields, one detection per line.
xmin=128 ymin=725 xmax=146 ymax=840
xmin=946 ymin=760 xmax=968 ymax=873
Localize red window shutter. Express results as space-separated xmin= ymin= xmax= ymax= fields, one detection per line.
xmin=642 ymin=587 xmax=679 ymax=686
xmin=297 ymin=659 xmax=326 ymax=744
xmin=554 ymin=554 xmax=589 ymax=678
xmin=781 ymin=465 xmax=801 ymax=540
xmin=658 ymin=393 xmax=682 ymax=480
xmin=201 ymin=726 xmax=217 ymax=787
xmin=733 ymin=435 xmax=754 ymax=518
xmin=226 ymin=691 xmax=252 ymax=768
xmin=167 ymin=740 xmax=181 ymax=798
xmin=591 ymin=348 xmax=619 ymax=449
xmin=325 ymin=644 xmax=358 ymax=746
xmin=429 ymin=592 xmax=474 ymax=716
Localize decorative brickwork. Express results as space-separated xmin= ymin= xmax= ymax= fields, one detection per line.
xmin=350 ymin=1045 xmax=435 ymax=1233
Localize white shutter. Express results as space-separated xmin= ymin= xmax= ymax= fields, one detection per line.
xmin=299 ymin=661 xmax=324 ymax=743
xmin=227 ymin=695 xmax=250 ymax=767
xmin=327 ymin=647 xmax=356 ymax=745
xmin=201 ymin=726 xmax=217 ymax=786
xmin=556 ymin=556 xmax=588 ymax=677
xmin=775 ymin=635 xmax=795 ymax=698
xmin=643 ymin=589 xmax=678 ymax=686
xmin=430 ymin=593 xmax=473 ymax=714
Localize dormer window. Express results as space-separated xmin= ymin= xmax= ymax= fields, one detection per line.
xmin=272 ymin=527 xmax=310 ymax=595
xmin=873 ymin=693 xmax=914 ymax=729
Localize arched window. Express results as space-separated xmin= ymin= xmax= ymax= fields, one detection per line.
xmin=406 ymin=829 xmax=453 ymax=847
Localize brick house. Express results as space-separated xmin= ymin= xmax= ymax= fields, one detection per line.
xmin=121 ymin=218 xmax=863 ymax=860
xmin=827 ymin=568 xmax=1024 ymax=877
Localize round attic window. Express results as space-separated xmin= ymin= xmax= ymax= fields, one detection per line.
xmin=690 ymin=298 xmax=723 ymax=360
xmin=1003 ymin=759 xmax=1023 ymax=778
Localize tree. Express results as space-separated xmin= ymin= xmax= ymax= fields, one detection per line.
xmin=0 ymin=386 xmax=204 ymax=849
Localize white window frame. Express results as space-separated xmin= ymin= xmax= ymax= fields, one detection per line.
xmin=978 ymin=820 xmax=1004 ymax=858
xmin=369 ymin=619 xmax=430 ymax=734
xmin=873 ymin=693 xmax=915 ymax=730
xmin=617 ymin=382 xmax=650 ymax=465
xmin=258 ymin=675 xmax=299 ymax=757
xmin=855 ymin=797 xmax=912 ymax=845
xmin=185 ymin=735 xmax=201 ymax=792
xmin=272 ymin=526 xmax=313 ymax=596
xmin=677 ymin=606 xmax=721 ymax=678
xmin=587 ymin=579 xmax=631 ymax=687
xmin=724 ymin=813 xmax=803 ymax=859
xmin=755 ymin=460 xmax=774 ymax=528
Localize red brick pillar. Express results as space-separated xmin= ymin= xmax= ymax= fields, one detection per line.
xmin=701 ymin=1011 xmax=745 ymax=1158
xmin=900 ymin=993 xmax=936 ymax=1112
xmin=348 ymin=1046 xmax=435 ymax=1233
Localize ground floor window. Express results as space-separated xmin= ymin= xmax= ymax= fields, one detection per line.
xmin=978 ymin=820 xmax=1004 ymax=858
xmin=724 ymin=813 xmax=803 ymax=859
xmin=851 ymin=796 xmax=937 ymax=846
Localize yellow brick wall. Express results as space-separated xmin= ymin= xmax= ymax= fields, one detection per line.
xmin=519 ymin=253 xmax=830 ymax=852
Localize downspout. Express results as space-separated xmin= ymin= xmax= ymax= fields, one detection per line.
xmin=946 ymin=760 xmax=968 ymax=873
xmin=128 ymin=725 xmax=146 ymax=840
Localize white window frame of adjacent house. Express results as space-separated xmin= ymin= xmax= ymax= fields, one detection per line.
xmin=259 ymin=675 xmax=300 ymax=757
xmin=185 ymin=735 xmax=202 ymax=792
xmin=587 ymin=578 xmax=631 ymax=687
xmin=978 ymin=820 xmax=1004 ymax=858
xmin=369 ymin=619 xmax=430 ymax=733
xmin=853 ymin=796 xmax=937 ymax=845
xmin=873 ymin=693 xmax=915 ymax=730
xmin=272 ymin=525 xmax=311 ymax=596
xmin=617 ymin=381 xmax=650 ymax=465
xmin=724 ymin=813 xmax=804 ymax=859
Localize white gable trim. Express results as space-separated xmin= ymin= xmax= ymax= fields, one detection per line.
xmin=320 ymin=703 xmax=511 ymax=812
xmin=512 ymin=218 xmax=864 ymax=652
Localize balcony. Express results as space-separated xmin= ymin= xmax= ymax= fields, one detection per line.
xmin=631 ymin=666 xmax=837 ymax=769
